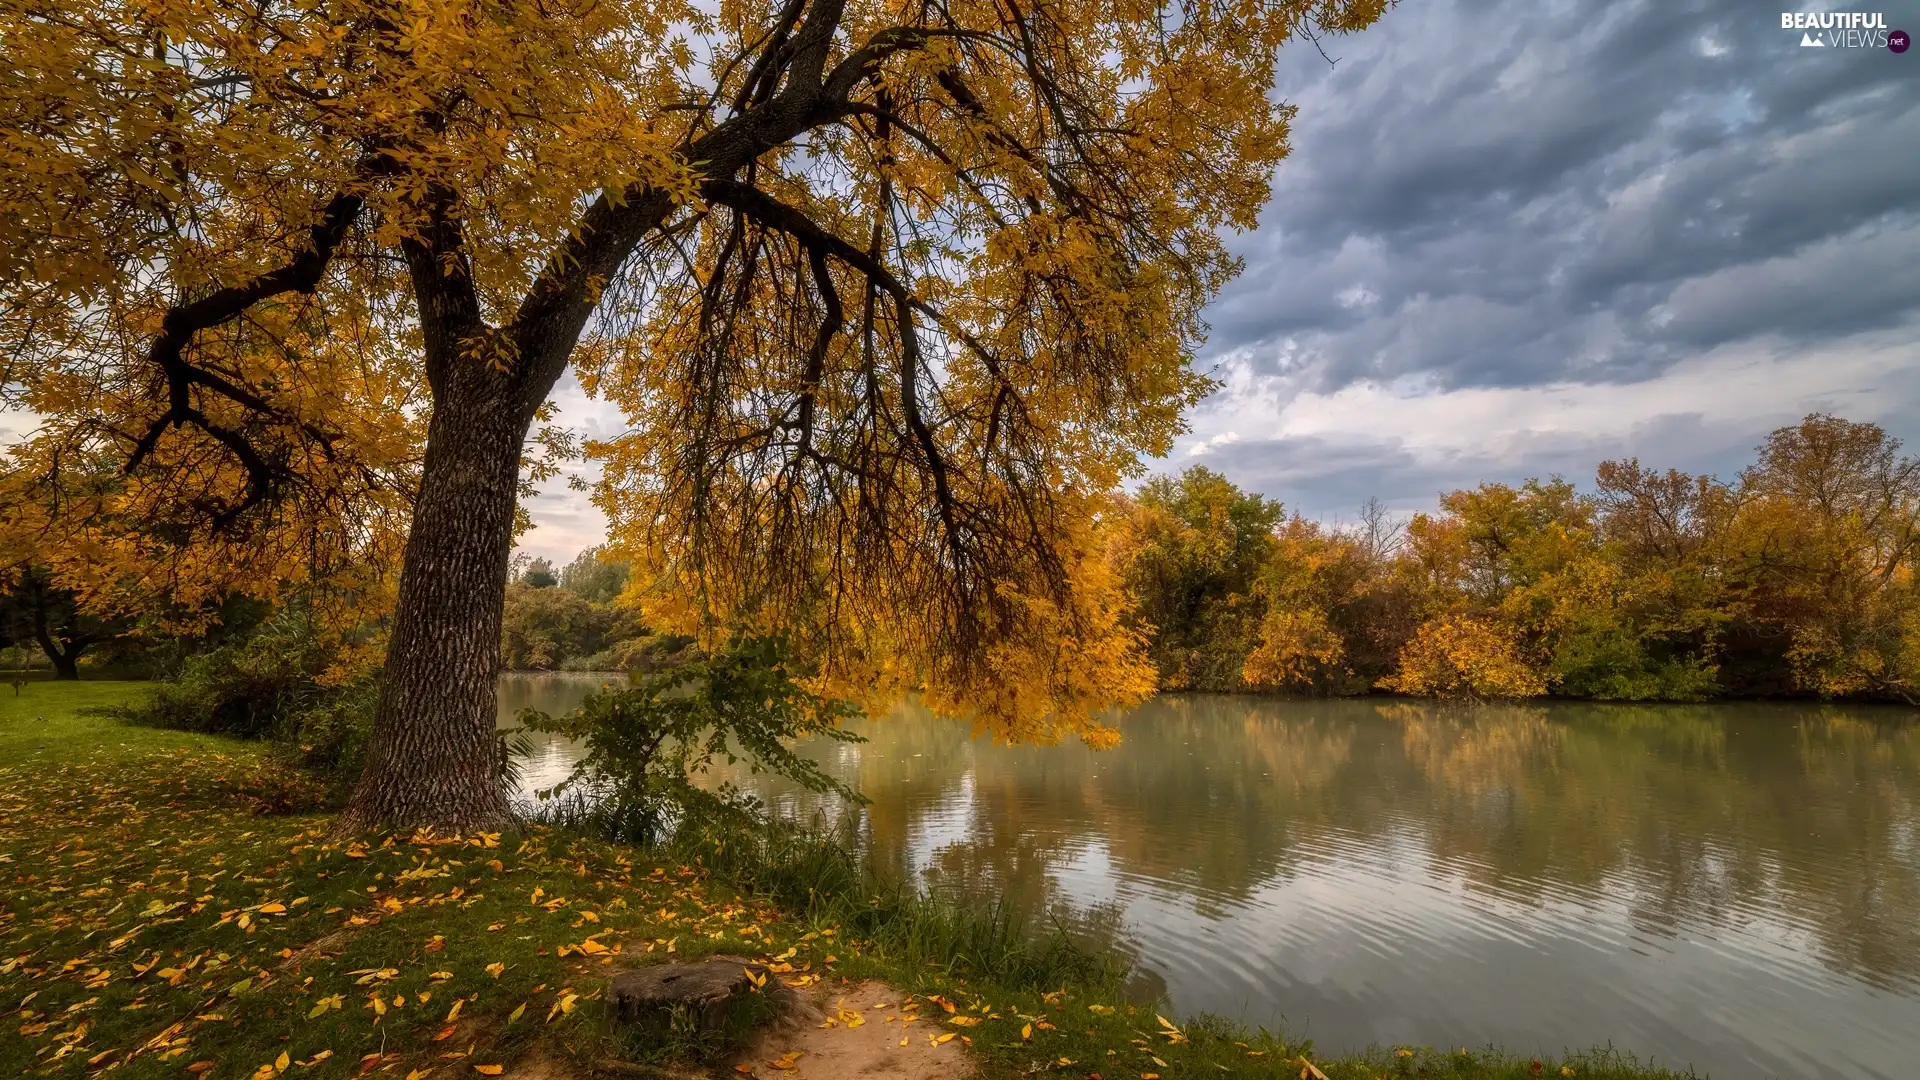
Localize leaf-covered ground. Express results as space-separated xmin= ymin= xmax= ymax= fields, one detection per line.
xmin=2 ymin=683 xmax=1699 ymax=1080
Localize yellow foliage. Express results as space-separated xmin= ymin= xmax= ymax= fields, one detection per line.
xmin=1379 ymin=615 xmax=1547 ymax=700
xmin=2 ymin=0 xmax=1393 ymax=759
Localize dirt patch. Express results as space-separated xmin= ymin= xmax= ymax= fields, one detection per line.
xmin=732 ymin=979 xmax=972 ymax=1080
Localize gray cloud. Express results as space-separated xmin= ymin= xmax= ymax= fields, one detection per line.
xmin=1188 ymin=408 xmax=1827 ymax=522
xmin=1210 ymin=0 xmax=1920 ymax=392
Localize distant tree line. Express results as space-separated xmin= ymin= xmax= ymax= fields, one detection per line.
xmin=15 ymin=413 xmax=1917 ymax=704
xmin=499 ymin=547 xmax=684 ymax=671
xmin=1111 ymin=414 xmax=1920 ymax=702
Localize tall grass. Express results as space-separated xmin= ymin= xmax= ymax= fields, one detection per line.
xmin=520 ymin=790 xmax=1125 ymax=996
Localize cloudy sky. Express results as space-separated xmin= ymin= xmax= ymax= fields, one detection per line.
xmin=515 ymin=0 xmax=1920 ymax=563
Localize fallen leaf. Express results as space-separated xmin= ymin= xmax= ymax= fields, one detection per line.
xmin=472 ymin=1067 xmax=503 ymax=1076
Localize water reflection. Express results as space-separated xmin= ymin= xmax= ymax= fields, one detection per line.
xmin=499 ymin=681 xmax=1920 ymax=1080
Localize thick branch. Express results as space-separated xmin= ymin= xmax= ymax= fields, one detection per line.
xmin=700 ymin=179 xmax=966 ymax=560
xmin=125 ymin=191 xmax=364 ymax=526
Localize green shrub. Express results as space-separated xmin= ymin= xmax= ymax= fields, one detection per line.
xmin=98 ymin=611 xmax=378 ymax=795
xmin=514 ymin=636 xmax=862 ymax=845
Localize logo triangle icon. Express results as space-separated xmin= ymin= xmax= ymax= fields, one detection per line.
xmin=1800 ymin=31 xmax=1824 ymax=46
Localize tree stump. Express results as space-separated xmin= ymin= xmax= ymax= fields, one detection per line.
xmin=608 ymin=956 xmax=777 ymax=1032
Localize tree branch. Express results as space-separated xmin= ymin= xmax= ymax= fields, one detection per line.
xmin=125 ymin=191 xmax=364 ymax=527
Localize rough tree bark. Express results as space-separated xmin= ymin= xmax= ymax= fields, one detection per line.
xmin=333 ymin=383 xmax=527 ymax=832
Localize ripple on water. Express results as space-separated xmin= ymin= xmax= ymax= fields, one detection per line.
xmin=499 ymin=681 xmax=1920 ymax=1080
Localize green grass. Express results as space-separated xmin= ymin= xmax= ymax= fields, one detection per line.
xmin=1 ymin=683 xmax=1702 ymax=1080
xmin=0 ymin=680 xmax=220 ymax=765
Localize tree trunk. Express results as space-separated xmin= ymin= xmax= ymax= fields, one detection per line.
xmin=29 ymin=606 xmax=81 ymax=679
xmin=336 ymin=384 xmax=527 ymax=834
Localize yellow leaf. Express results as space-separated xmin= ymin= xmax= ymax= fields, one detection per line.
xmin=485 ymin=963 xmax=505 ymax=978
xmin=259 ymin=903 xmax=287 ymax=915
xmin=276 ymin=1052 xmax=290 ymax=1072
xmin=935 ymin=1032 xmax=955 ymax=1044
xmin=508 ymin=1003 xmax=526 ymax=1024
xmin=472 ymin=1067 xmax=504 ymax=1076
xmin=1021 ymin=1024 xmax=1033 ymax=1040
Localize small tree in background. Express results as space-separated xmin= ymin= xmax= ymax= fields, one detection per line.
xmin=0 ymin=565 xmax=127 ymax=680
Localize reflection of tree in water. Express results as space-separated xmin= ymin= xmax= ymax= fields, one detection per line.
xmin=704 ymin=691 xmax=1920 ymax=993
xmin=1379 ymin=700 xmax=1920 ymax=991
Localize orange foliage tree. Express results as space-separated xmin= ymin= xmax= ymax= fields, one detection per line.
xmin=1117 ymin=415 xmax=1920 ymax=704
xmin=1 ymin=0 xmax=1391 ymax=828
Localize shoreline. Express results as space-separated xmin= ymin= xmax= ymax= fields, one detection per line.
xmin=5 ymin=682 xmax=1706 ymax=1080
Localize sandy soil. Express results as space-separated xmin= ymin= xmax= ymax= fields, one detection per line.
xmin=731 ymin=979 xmax=973 ymax=1080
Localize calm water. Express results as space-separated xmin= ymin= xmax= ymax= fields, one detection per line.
xmin=497 ymin=674 xmax=1920 ymax=1079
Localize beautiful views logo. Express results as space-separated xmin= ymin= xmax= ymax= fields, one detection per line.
xmin=1780 ymin=11 xmax=1906 ymax=49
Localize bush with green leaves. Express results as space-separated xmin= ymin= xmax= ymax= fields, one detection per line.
xmin=515 ymin=637 xmax=864 ymax=844
xmin=99 ymin=611 xmax=379 ymax=794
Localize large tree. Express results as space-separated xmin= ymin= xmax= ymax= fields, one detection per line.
xmin=2 ymin=0 xmax=1389 ymax=831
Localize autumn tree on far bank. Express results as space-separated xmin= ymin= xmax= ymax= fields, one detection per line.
xmin=2 ymin=0 xmax=1391 ymax=829
xmin=1113 ymin=414 xmax=1920 ymax=704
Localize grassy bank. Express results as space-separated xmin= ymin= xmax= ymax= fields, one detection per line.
xmin=2 ymin=682 xmax=1697 ymax=1080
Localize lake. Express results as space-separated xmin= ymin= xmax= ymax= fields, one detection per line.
xmin=497 ymin=673 xmax=1920 ymax=1080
